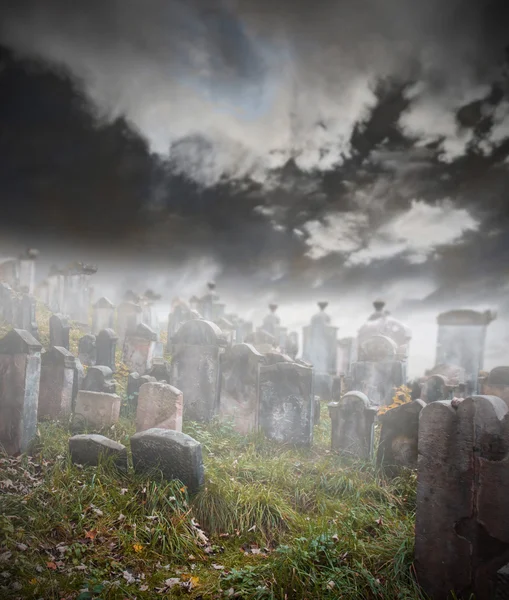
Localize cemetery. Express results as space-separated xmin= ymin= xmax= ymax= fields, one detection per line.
xmin=1 ymin=256 xmax=509 ymax=600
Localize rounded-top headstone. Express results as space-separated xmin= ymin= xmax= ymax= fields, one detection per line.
xmin=172 ymin=319 xmax=227 ymax=347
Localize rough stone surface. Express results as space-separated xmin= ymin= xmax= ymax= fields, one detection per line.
xmin=83 ymin=365 xmax=116 ymax=394
xmin=126 ymin=373 xmax=156 ymax=413
xmin=38 ymin=346 xmax=76 ymax=420
xmin=0 ymin=329 xmax=42 ymax=454
xmin=69 ymin=434 xmax=127 ymax=469
xmin=95 ymin=329 xmax=118 ymax=372
xmin=116 ymin=301 xmax=142 ymax=342
xmin=376 ymin=400 xmax=425 ymax=470
xmin=244 ymin=330 xmax=276 ymax=354
xmin=302 ymin=303 xmax=338 ymax=375
xmin=337 ymin=337 xmax=355 ymax=376
xmin=148 ymin=360 xmax=172 ymax=382
xmin=350 ymin=360 xmax=405 ymax=406
xmin=258 ymin=362 xmax=313 ymax=446
xmin=219 ymin=343 xmax=263 ymax=434
xmin=18 ymin=294 xmax=39 ymax=340
xmin=130 ymin=428 xmax=204 ymax=494
xmin=49 ymin=314 xmax=70 ymax=350
xmin=328 ymin=391 xmax=376 ymax=459
xmin=78 ymin=334 xmax=97 ymax=367
xmin=136 ymin=382 xmax=183 ymax=433
xmin=92 ymin=297 xmax=115 ymax=334
xmin=415 ymin=395 xmax=509 ymax=600
xmin=73 ymin=390 xmax=121 ymax=430
xmin=481 ymin=366 xmax=509 ymax=408
xmin=171 ymin=320 xmax=225 ymax=423
xmin=122 ymin=323 xmax=158 ymax=375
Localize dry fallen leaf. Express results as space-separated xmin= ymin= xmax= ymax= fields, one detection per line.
xmin=46 ymin=562 xmax=57 ymax=570
xmin=84 ymin=530 xmax=97 ymax=540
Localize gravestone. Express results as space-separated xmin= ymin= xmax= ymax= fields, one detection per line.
xmin=481 ymin=366 xmax=509 ymax=408
xmin=92 ymin=297 xmax=115 ymax=334
xmin=244 ymin=329 xmax=277 ymax=354
xmin=331 ymin=376 xmax=342 ymax=401
xmin=136 ymin=382 xmax=183 ymax=433
xmin=38 ymin=347 xmax=76 ymax=420
xmin=314 ymin=396 xmax=321 ymax=425
xmin=83 ymin=365 xmax=116 ymax=394
xmin=337 ymin=337 xmax=355 ymax=376
xmin=73 ymin=358 xmax=85 ymax=410
xmin=415 ymin=395 xmax=509 ymax=600
xmin=96 ymin=329 xmax=118 ymax=372
xmin=0 ymin=283 xmax=15 ymax=324
xmin=197 ymin=282 xmax=225 ymax=322
xmin=18 ymin=294 xmax=39 ymax=340
xmin=219 ymin=343 xmax=264 ymax=434
xmin=116 ymin=301 xmax=143 ymax=342
xmin=216 ymin=316 xmax=235 ymax=345
xmin=0 ymin=329 xmax=42 ymax=454
xmin=62 ymin=262 xmax=97 ymax=325
xmin=170 ymin=320 xmax=227 ymax=423
xmin=285 ymin=331 xmax=299 ymax=360
xmin=122 ymin=323 xmax=158 ymax=375
xmin=73 ymin=390 xmax=121 ymax=430
xmin=148 ymin=360 xmax=172 ymax=382
xmin=166 ymin=300 xmax=197 ymax=352
xmin=420 ymin=363 xmax=466 ymax=403
xmin=49 ymin=314 xmax=70 ymax=350
xmin=258 ymin=362 xmax=314 ymax=446
xmin=328 ymin=391 xmax=377 ymax=459
xmin=126 ymin=372 xmax=156 ymax=414
xmin=435 ymin=309 xmax=496 ymax=395
xmin=69 ymin=434 xmax=128 ymax=470
xmin=78 ymin=334 xmax=97 ymax=367
xmin=376 ymin=400 xmax=425 ymax=471
xmin=18 ymin=249 xmax=38 ymax=295
xmin=130 ymin=428 xmax=204 ymax=494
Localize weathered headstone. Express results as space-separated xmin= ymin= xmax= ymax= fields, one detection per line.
xmin=148 ymin=359 xmax=172 ymax=382
xmin=116 ymin=301 xmax=143 ymax=342
xmin=62 ymin=262 xmax=97 ymax=325
xmin=136 ymin=382 xmax=183 ymax=433
xmin=49 ymin=314 xmax=70 ymax=350
xmin=78 ymin=334 xmax=97 ymax=367
xmin=126 ymin=372 xmax=156 ymax=414
xmin=69 ymin=434 xmax=128 ymax=469
xmin=258 ymin=362 xmax=314 ymax=446
xmin=0 ymin=329 xmax=42 ymax=454
xmin=302 ymin=303 xmax=338 ymax=394
xmin=337 ymin=337 xmax=355 ymax=376
xmin=481 ymin=366 xmax=509 ymax=408
xmin=18 ymin=294 xmax=39 ymax=340
xmin=38 ymin=347 xmax=76 ymax=420
xmin=219 ymin=343 xmax=264 ymax=434
xmin=415 ymin=395 xmax=509 ymax=600
xmin=197 ymin=282 xmax=225 ymax=322
xmin=376 ymin=400 xmax=425 ymax=470
xmin=314 ymin=396 xmax=321 ymax=425
xmin=244 ymin=330 xmax=277 ymax=354
xmin=420 ymin=363 xmax=466 ymax=403
xmin=0 ymin=283 xmax=15 ymax=324
xmin=92 ymin=297 xmax=115 ymax=334
xmin=122 ymin=323 xmax=158 ymax=375
xmin=95 ymin=328 xmax=118 ymax=372
xmin=83 ymin=365 xmax=117 ymax=394
xmin=170 ymin=320 xmax=227 ymax=423
xmin=73 ymin=390 xmax=121 ymax=430
xmin=131 ymin=428 xmax=204 ymax=494
xmin=328 ymin=391 xmax=376 ymax=459
xmin=285 ymin=331 xmax=299 ymax=360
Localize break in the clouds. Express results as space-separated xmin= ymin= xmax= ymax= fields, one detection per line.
xmin=1 ymin=0 xmax=509 ymax=186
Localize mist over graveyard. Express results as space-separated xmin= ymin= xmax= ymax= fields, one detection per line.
xmin=2 ymin=0 xmax=509 ymax=599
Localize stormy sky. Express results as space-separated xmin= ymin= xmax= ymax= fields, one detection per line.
xmin=1 ymin=0 xmax=509 ymax=375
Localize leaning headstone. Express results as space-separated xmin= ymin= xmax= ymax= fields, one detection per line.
xmin=415 ymin=395 xmax=509 ymax=600
xmin=83 ymin=365 xmax=116 ymax=394
xmin=126 ymin=372 xmax=156 ymax=414
xmin=130 ymin=428 xmax=204 ymax=494
xmin=18 ymin=294 xmax=39 ymax=340
xmin=116 ymin=301 xmax=143 ymax=342
xmin=69 ymin=434 xmax=127 ymax=470
xmin=328 ymin=392 xmax=376 ymax=459
xmin=38 ymin=347 xmax=76 ymax=420
xmin=376 ymin=400 xmax=425 ymax=471
xmin=78 ymin=334 xmax=97 ymax=367
xmin=219 ymin=343 xmax=264 ymax=434
xmin=49 ymin=314 xmax=70 ymax=350
xmin=171 ymin=320 xmax=227 ymax=423
xmin=122 ymin=323 xmax=158 ymax=375
xmin=0 ymin=329 xmax=42 ymax=454
xmin=95 ymin=329 xmax=118 ymax=372
xmin=92 ymin=297 xmax=115 ymax=334
xmin=136 ymin=382 xmax=183 ymax=433
xmin=258 ymin=362 xmax=314 ymax=446
xmin=73 ymin=390 xmax=121 ymax=430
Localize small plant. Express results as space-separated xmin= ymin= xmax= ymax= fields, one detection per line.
xmin=378 ymin=385 xmax=412 ymax=415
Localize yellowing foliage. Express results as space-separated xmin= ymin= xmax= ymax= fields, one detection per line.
xmin=377 ymin=385 xmax=412 ymax=415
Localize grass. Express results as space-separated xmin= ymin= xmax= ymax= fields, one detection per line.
xmin=0 ymin=405 xmax=426 ymax=600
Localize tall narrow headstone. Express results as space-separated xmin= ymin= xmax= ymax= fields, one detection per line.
xmin=136 ymin=382 xmax=183 ymax=432
xmin=328 ymin=392 xmax=376 ymax=459
xmin=0 ymin=329 xmax=42 ymax=454
xmin=38 ymin=347 xmax=76 ymax=420
xmin=18 ymin=294 xmax=39 ymax=340
xmin=337 ymin=337 xmax=355 ymax=376
xmin=219 ymin=343 xmax=264 ymax=434
xmin=18 ymin=248 xmax=39 ymax=295
xmin=435 ymin=309 xmax=496 ymax=395
xmin=170 ymin=319 xmax=227 ymax=423
xmin=96 ymin=329 xmax=118 ymax=372
xmin=78 ymin=334 xmax=97 ymax=367
xmin=92 ymin=297 xmax=115 ymax=334
xmin=122 ymin=323 xmax=158 ymax=375
xmin=167 ymin=300 xmax=194 ymax=352
xmin=49 ymin=314 xmax=70 ymax=350
xmin=415 ymin=396 xmax=509 ymax=600
xmin=198 ymin=282 xmax=225 ymax=322
xmin=0 ymin=283 xmax=14 ymax=324
xmin=62 ymin=262 xmax=97 ymax=325
xmin=258 ymin=362 xmax=314 ymax=446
